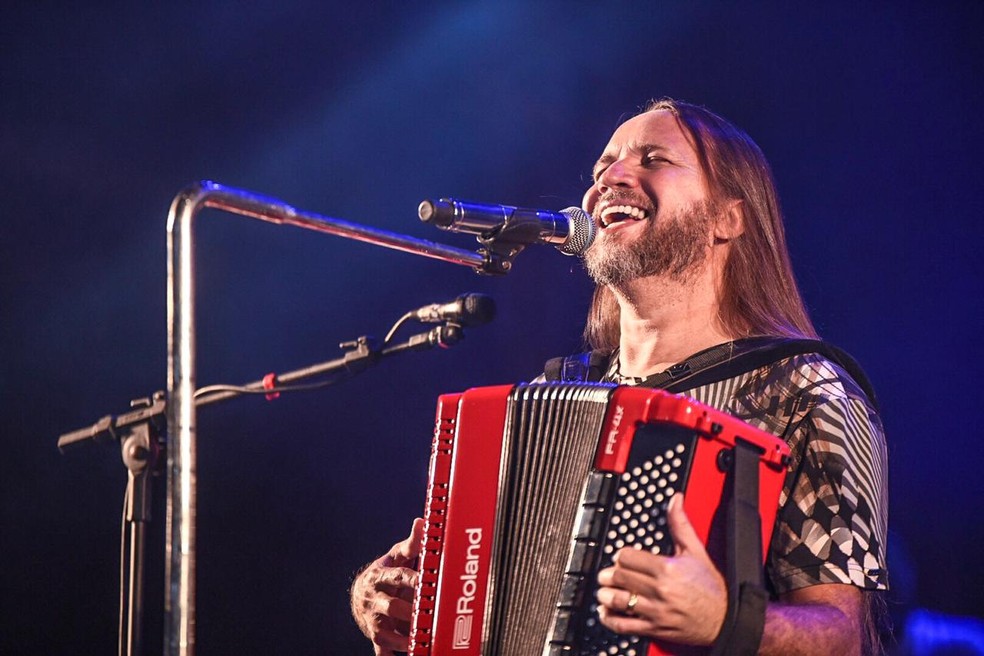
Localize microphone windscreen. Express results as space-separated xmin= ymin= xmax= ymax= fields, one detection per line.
xmin=559 ymin=207 xmax=596 ymax=256
xmin=457 ymin=293 xmax=496 ymax=326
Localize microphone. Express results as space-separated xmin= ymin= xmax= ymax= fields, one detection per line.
xmin=418 ymin=198 xmax=596 ymax=256
xmin=412 ymin=293 xmax=496 ymax=326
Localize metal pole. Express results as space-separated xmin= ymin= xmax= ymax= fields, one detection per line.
xmin=164 ymin=181 xmax=486 ymax=656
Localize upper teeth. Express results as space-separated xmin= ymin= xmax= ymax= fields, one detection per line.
xmin=600 ymin=204 xmax=648 ymax=226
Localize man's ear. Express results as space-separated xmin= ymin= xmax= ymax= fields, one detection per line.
xmin=713 ymin=199 xmax=745 ymax=242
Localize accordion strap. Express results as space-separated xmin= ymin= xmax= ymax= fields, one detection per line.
xmin=543 ymin=336 xmax=878 ymax=411
xmin=709 ymin=438 xmax=768 ymax=655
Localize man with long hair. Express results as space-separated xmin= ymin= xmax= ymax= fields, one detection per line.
xmin=350 ymin=99 xmax=888 ymax=655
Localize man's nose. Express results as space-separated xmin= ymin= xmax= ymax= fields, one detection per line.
xmin=596 ymin=159 xmax=636 ymax=191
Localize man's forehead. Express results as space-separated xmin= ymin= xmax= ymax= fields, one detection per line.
xmin=602 ymin=109 xmax=694 ymax=157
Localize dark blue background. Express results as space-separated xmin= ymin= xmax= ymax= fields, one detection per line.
xmin=2 ymin=3 xmax=981 ymax=654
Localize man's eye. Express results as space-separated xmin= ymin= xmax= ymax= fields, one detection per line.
xmin=643 ymin=154 xmax=667 ymax=166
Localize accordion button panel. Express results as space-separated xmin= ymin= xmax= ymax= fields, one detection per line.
xmin=567 ymin=540 xmax=601 ymax=577
xmin=573 ymin=505 xmax=606 ymax=540
xmin=551 ymin=609 xmax=574 ymax=642
xmin=581 ymin=470 xmax=617 ymax=505
xmin=556 ymin=573 xmax=587 ymax=609
xmin=548 ymin=471 xmax=621 ymax=647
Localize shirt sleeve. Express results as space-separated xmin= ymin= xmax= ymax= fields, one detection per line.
xmin=766 ymin=394 xmax=889 ymax=594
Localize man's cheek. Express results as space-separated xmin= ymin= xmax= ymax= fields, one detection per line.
xmin=582 ymin=187 xmax=598 ymax=215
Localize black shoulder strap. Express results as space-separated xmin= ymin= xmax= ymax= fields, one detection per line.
xmin=662 ymin=338 xmax=879 ymax=412
xmin=543 ymin=350 xmax=611 ymax=384
xmin=543 ymin=338 xmax=878 ymax=411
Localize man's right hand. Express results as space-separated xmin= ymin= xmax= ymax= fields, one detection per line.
xmin=350 ymin=518 xmax=425 ymax=655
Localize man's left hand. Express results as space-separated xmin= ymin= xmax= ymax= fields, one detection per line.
xmin=595 ymin=493 xmax=728 ymax=646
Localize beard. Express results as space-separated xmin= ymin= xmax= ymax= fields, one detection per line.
xmin=583 ymin=200 xmax=716 ymax=288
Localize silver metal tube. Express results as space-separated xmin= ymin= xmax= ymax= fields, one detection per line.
xmin=164 ymin=181 xmax=486 ymax=656
xmin=199 ymin=181 xmax=486 ymax=268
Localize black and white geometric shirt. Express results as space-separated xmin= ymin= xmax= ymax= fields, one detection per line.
xmin=594 ymin=345 xmax=889 ymax=596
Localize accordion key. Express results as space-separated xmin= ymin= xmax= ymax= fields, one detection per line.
xmin=408 ymin=382 xmax=790 ymax=656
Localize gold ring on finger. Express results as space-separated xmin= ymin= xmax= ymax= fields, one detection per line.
xmin=626 ymin=592 xmax=639 ymax=612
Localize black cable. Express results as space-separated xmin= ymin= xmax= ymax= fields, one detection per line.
xmin=192 ymin=313 xmax=426 ymax=401
xmin=383 ymin=312 xmax=414 ymax=345
xmin=194 ymin=375 xmax=348 ymax=399
xmin=192 ymin=379 xmax=344 ymax=399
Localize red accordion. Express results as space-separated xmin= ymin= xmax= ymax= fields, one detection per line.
xmin=408 ymin=383 xmax=790 ymax=656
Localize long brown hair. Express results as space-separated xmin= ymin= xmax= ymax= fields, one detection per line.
xmin=584 ymin=98 xmax=818 ymax=351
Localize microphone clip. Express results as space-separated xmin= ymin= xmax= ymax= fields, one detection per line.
xmin=473 ymin=211 xmax=557 ymax=275
xmin=404 ymin=323 xmax=464 ymax=351
xmin=476 ymin=235 xmax=525 ymax=275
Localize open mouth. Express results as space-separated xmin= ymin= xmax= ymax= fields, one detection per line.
xmin=599 ymin=204 xmax=650 ymax=228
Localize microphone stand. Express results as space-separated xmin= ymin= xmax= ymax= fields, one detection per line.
xmin=57 ymin=320 xmax=467 ymax=656
xmin=64 ymin=179 xmax=534 ymax=656
xmin=167 ymin=181 xmax=518 ymax=656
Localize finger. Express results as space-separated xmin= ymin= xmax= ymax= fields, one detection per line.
xmin=374 ymin=565 xmax=418 ymax=593
xmin=597 ymin=603 xmax=655 ymax=635
xmin=666 ymin=493 xmax=704 ymax=555
xmin=595 ymin=586 xmax=640 ymax=614
xmin=371 ymin=624 xmax=410 ymax=653
xmin=597 ymin=561 xmax=661 ymax=598
xmin=371 ymin=591 xmax=415 ymax=625
xmin=393 ymin=581 xmax=416 ymax=603
xmin=400 ymin=517 xmax=426 ymax=560
xmin=595 ymin=585 xmax=618 ymax=610
xmin=387 ymin=518 xmax=425 ymax=564
xmin=610 ymin=546 xmax=665 ymax=577
xmin=367 ymin=606 xmax=412 ymax=646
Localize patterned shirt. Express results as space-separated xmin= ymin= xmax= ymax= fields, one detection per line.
xmin=600 ymin=349 xmax=889 ymax=595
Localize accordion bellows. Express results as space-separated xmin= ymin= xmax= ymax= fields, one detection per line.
xmin=409 ymin=383 xmax=790 ymax=656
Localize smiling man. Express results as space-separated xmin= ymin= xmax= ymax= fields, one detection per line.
xmin=350 ymin=99 xmax=888 ymax=656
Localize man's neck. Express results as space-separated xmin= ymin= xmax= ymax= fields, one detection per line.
xmin=613 ymin=269 xmax=735 ymax=378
